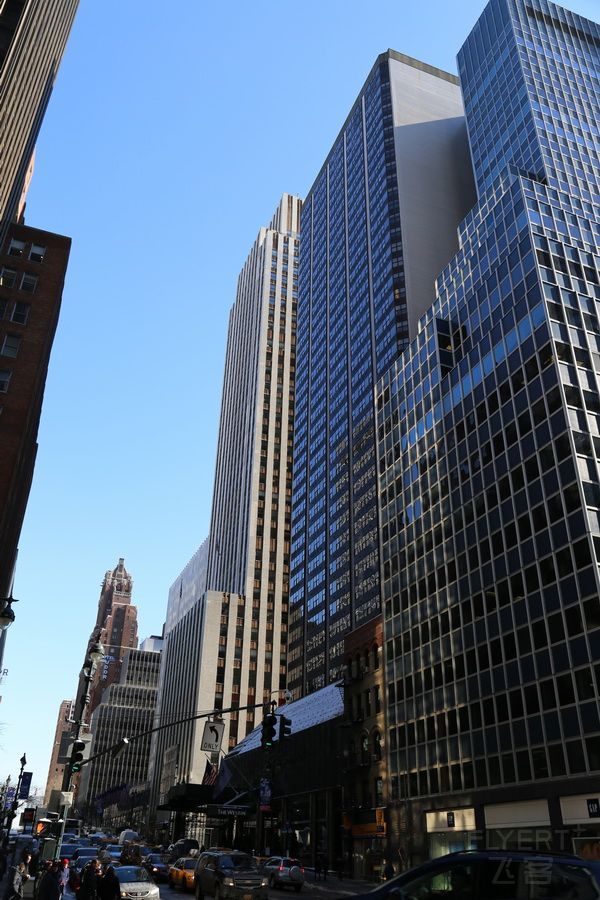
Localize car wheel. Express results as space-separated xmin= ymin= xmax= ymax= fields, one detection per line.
xmin=169 ymin=880 xmax=175 ymax=889
xmin=269 ymin=875 xmax=276 ymax=889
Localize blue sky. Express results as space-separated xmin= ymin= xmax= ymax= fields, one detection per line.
xmin=0 ymin=0 xmax=597 ymax=797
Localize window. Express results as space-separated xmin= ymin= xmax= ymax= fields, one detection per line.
xmin=0 ymin=370 xmax=11 ymax=392
xmin=20 ymin=273 xmax=37 ymax=294
xmin=1 ymin=335 xmax=20 ymax=358
xmin=0 ymin=268 xmax=17 ymax=288
xmin=7 ymin=239 xmax=25 ymax=257
xmin=29 ymin=244 xmax=45 ymax=263
xmin=11 ymin=303 xmax=29 ymax=325
xmin=399 ymin=862 xmax=474 ymax=897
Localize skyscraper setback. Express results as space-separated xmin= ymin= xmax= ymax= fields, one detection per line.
xmin=288 ymin=52 xmax=475 ymax=696
xmin=378 ymin=0 xmax=600 ymax=859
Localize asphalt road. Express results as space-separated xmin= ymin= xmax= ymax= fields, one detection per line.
xmin=158 ymin=875 xmax=375 ymax=900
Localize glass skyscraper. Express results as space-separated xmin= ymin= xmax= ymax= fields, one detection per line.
xmin=377 ymin=0 xmax=600 ymax=862
xmin=289 ymin=51 xmax=475 ymax=697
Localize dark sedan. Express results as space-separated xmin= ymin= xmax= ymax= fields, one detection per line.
xmin=144 ymin=853 xmax=170 ymax=883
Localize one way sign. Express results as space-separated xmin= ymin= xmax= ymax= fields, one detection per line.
xmin=201 ymin=720 xmax=225 ymax=753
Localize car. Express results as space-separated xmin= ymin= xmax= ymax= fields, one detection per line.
xmin=72 ymin=848 xmax=99 ymax=864
xmin=168 ymin=839 xmax=201 ymax=861
xmin=144 ymin=854 xmax=170 ymax=883
xmin=260 ymin=858 xmax=304 ymax=892
xmin=194 ymin=851 xmax=268 ymax=900
xmin=58 ymin=844 xmax=80 ymax=861
xmin=115 ymin=865 xmax=160 ymax=900
xmin=345 ymin=850 xmax=600 ymax=900
xmin=169 ymin=857 xmax=198 ymax=891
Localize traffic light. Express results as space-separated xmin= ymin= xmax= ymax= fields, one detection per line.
xmin=34 ymin=819 xmax=54 ymax=838
xmin=278 ymin=714 xmax=292 ymax=742
xmin=70 ymin=739 xmax=87 ymax=773
xmin=261 ymin=713 xmax=277 ymax=749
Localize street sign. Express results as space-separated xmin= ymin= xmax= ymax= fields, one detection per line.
xmin=19 ymin=772 xmax=33 ymax=798
xmin=201 ymin=720 xmax=224 ymax=753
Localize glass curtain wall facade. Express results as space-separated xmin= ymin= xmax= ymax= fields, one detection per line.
xmin=377 ymin=0 xmax=600 ymax=861
xmin=289 ymin=52 xmax=474 ymax=696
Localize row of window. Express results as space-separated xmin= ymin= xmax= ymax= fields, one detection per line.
xmin=0 ymin=267 xmax=37 ymax=293
xmin=7 ymin=238 xmax=46 ymax=263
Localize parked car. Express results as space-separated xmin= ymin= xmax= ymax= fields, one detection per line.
xmin=346 ymin=850 xmax=600 ymax=900
xmin=260 ymin=858 xmax=304 ymax=892
xmin=194 ymin=851 xmax=268 ymax=900
xmin=170 ymin=857 xmax=198 ymax=891
xmin=145 ymin=853 xmax=170 ymax=883
xmin=115 ymin=865 xmax=159 ymax=900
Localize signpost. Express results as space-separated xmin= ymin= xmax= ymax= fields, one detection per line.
xmin=200 ymin=721 xmax=225 ymax=754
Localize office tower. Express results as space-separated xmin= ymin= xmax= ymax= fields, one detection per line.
xmin=0 ymin=224 xmax=70 ymax=601
xmin=76 ymin=558 xmax=139 ymax=716
xmin=43 ymin=699 xmax=74 ymax=805
xmin=148 ymin=195 xmax=300 ymax=824
xmin=77 ymin=646 xmax=161 ymax=821
xmin=0 ymin=0 xmax=79 ymax=241
xmin=207 ymin=192 xmax=300 ymax=733
xmin=288 ymin=52 xmax=475 ymax=696
xmin=377 ymin=0 xmax=600 ymax=860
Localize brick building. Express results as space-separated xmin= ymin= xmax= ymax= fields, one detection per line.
xmin=0 ymin=223 xmax=71 ymax=598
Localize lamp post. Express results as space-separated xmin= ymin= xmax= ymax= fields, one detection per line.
xmin=0 ymin=595 xmax=17 ymax=673
xmin=1 ymin=753 xmax=26 ymax=863
xmin=54 ymin=640 xmax=104 ymax=859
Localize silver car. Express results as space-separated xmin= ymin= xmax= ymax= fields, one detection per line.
xmin=115 ymin=865 xmax=160 ymax=900
xmin=260 ymin=858 xmax=304 ymax=892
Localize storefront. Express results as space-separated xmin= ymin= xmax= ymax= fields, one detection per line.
xmin=485 ymin=799 xmax=551 ymax=849
xmin=561 ymin=793 xmax=600 ymax=858
xmin=425 ymin=808 xmax=478 ymax=858
xmin=345 ymin=808 xmax=387 ymax=879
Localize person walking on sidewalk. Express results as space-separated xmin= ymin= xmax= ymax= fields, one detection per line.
xmin=382 ymin=860 xmax=395 ymax=881
xmin=3 ymin=853 xmax=31 ymax=900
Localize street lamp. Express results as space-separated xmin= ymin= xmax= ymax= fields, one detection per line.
xmin=2 ymin=753 xmax=27 ymax=854
xmin=0 ymin=597 xmax=16 ymax=630
xmin=0 ymin=595 xmax=18 ymax=673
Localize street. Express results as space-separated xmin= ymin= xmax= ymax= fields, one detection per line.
xmin=158 ymin=874 xmax=376 ymax=900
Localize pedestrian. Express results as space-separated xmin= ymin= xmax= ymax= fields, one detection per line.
xmin=0 ymin=848 xmax=9 ymax=881
xmin=78 ymin=860 xmax=101 ymax=900
xmin=36 ymin=862 xmax=61 ymax=900
xmin=3 ymin=853 xmax=31 ymax=900
xmin=382 ymin=860 xmax=395 ymax=881
xmin=314 ymin=857 xmax=321 ymax=882
xmin=320 ymin=855 xmax=327 ymax=882
xmin=98 ymin=867 xmax=119 ymax=900
xmin=57 ymin=860 xmax=70 ymax=896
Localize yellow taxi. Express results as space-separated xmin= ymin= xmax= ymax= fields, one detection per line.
xmin=168 ymin=857 xmax=197 ymax=891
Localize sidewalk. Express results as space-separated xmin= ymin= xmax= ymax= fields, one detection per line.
xmin=302 ymin=871 xmax=377 ymax=897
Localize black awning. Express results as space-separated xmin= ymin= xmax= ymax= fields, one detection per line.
xmin=157 ymin=782 xmax=215 ymax=811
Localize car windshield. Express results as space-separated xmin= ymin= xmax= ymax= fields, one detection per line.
xmin=116 ymin=868 xmax=152 ymax=884
xmin=76 ymin=850 xmax=97 ymax=857
xmin=147 ymin=856 xmax=163 ymax=864
xmin=184 ymin=860 xmax=196 ymax=870
xmin=221 ymin=856 xmax=257 ymax=870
